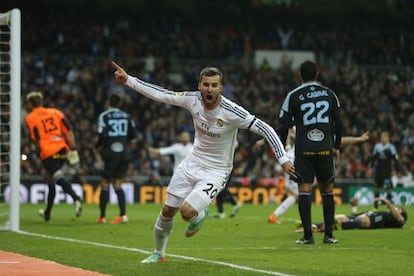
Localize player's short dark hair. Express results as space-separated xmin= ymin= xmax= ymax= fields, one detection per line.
xmin=108 ymin=93 xmax=122 ymax=108
xmin=299 ymin=60 xmax=319 ymax=82
xmin=199 ymin=67 xmax=223 ymax=83
xmin=26 ymin=91 xmax=43 ymax=107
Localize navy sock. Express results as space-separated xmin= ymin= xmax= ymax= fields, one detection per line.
xmin=298 ymin=192 xmax=312 ymax=240
xmin=321 ymin=192 xmax=335 ymax=238
xmin=386 ymin=193 xmax=392 ymax=203
xmin=56 ymin=177 xmax=80 ymax=201
xmin=115 ymin=189 xmax=126 ymax=216
xmin=99 ymin=187 xmax=109 ymax=217
xmin=216 ymin=192 xmax=224 ymax=213
xmin=46 ymin=184 xmax=56 ymax=214
xmin=222 ymin=188 xmax=237 ymax=205
xmin=374 ymin=192 xmax=380 ymax=209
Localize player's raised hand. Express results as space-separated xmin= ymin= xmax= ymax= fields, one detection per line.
xmin=360 ymin=131 xmax=369 ymax=142
xmin=111 ymin=61 xmax=128 ymax=83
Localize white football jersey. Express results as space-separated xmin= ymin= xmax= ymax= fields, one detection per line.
xmin=126 ymin=76 xmax=288 ymax=172
xmin=284 ymin=145 xmax=299 ymax=194
xmin=159 ymin=142 xmax=193 ymax=171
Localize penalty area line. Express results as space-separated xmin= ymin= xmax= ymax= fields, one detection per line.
xmin=17 ymin=230 xmax=294 ymax=276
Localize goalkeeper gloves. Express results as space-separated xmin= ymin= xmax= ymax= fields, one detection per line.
xmin=67 ymin=150 xmax=80 ymax=165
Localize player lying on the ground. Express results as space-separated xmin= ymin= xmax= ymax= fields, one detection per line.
xmin=296 ymin=198 xmax=407 ymax=232
xmin=254 ymin=130 xmax=370 ymax=225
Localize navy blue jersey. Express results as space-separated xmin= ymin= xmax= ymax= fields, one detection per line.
xmin=278 ymin=82 xmax=342 ymax=153
xmin=96 ymin=108 xmax=136 ymax=160
xmin=372 ymin=142 xmax=398 ymax=176
xmin=363 ymin=210 xmax=404 ymax=229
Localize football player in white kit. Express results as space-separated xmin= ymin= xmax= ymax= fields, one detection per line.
xmin=268 ymin=127 xmax=298 ymax=224
xmin=148 ymin=131 xmax=193 ymax=172
xmin=112 ymin=61 xmax=295 ymax=263
xmin=254 ymin=127 xmax=298 ymax=224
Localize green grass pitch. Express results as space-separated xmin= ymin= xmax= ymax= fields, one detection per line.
xmin=1 ymin=203 xmax=413 ymax=276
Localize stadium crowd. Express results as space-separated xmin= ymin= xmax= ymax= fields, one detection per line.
xmin=17 ymin=4 xmax=414 ymax=187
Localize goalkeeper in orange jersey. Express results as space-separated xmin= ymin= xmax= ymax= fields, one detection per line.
xmin=25 ymin=91 xmax=82 ymax=221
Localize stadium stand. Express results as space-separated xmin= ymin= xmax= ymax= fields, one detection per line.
xmin=11 ymin=0 xmax=413 ymax=186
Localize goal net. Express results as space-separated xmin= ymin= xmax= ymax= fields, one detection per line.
xmin=0 ymin=9 xmax=21 ymax=231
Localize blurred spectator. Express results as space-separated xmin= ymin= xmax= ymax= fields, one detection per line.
xmin=17 ymin=7 xmax=414 ymax=185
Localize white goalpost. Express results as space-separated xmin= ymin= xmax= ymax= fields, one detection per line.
xmin=0 ymin=9 xmax=21 ymax=231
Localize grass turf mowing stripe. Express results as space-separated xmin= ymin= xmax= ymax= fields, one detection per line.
xmin=17 ymin=230 xmax=294 ymax=276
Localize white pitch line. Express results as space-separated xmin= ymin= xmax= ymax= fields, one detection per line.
xmin=173 ymin=246 xmax=386 ymax=251
xmin=0 ymin=261 xmax=20 ymax=264
xmin=17 ymin=230 xmax=294 ymax=276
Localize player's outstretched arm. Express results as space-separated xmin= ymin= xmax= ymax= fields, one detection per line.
xmin=375 ymin=198 xmax=405 ymax=224
xmin=112 ymin=61 xmax=128 ymax=84
xmin=342 ymin=131 xmax=369 ymax=145
xmin=111 ymin=60 xmax=187 ymax=108
xmin=148 ymin=147 xmax=161 ymax=157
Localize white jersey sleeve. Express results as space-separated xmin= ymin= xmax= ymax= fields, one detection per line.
xmin=218 ymin=98 xmax=289 ymax=165
xmin=159 ymin=144 xmax=181 ymax=156
xmin=248 ymin=117 xmax=289 ymax=164
xmin=159 ymin=143 xmax=193 ymax=171
xmin=126 ymin=75 xmax=193 ymax=109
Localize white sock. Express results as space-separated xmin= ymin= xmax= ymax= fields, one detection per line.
xmin=154 ymin=213 xmax=173 ymax=257
xmin=275 ymin=196 xmax=296 ymax=217
xmin=188 ymin=208 xmax=207 ymax=224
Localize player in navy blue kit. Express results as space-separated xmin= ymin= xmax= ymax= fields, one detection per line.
xmin=306 ymin=198 xmax=407 ymax=232
xmin=94 ymin=93 xmax=136 ymax=224
xmin=278 ymin=60 xmax=343 ymax=244
xmin=371 ymin=131 xmax=399 ymax=209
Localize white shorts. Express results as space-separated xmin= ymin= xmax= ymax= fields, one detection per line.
xmin=166 ymin=157 xmax=229 ymax=212
xmin=285 ymin=173 xmax=299 ymax=195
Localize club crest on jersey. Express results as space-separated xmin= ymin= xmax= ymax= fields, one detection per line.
xmin=176 ymin=92 xmax=185 ymax=96
xmin=307 ymin=128 xmax=324 ymax=142
xmin=217 ymin=119 xmax=223 ymax=127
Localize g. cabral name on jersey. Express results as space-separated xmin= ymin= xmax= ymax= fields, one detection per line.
xmin=299 ymin=88 xmax=329 ymax=100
